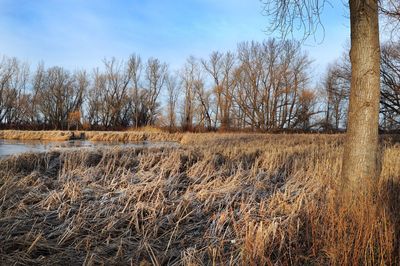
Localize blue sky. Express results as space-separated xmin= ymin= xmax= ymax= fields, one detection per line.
xmin=0 ymin=0 xmax=350 ymax=77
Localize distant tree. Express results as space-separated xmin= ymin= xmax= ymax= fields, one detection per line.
xmin=180 ymin=56 xmax=199 ymax=131
xmin=202 ymin=51 xmax=236 ymax=130
xmin=67 ymin=110 xmax=82 ymax=130
xmin=86 ymin=68 xmax=106 ymax=127
xmin=193 ymin=79 xmax=213 ymax=130
xmin=233 ymin=39 xmax=311 ymax=131
xmin=87 ymin=57 xmax=135 ymax=129
xmin=128 ymin=54 xmax=143 ymax=128
xmin=293 ymin=89 xmax=318 ymax=130
xmin=33 ymin=65 xmax=86 ymax=130
xmin=0 ymin=56 xmax=29 ymax=126
xmin=103 ymin=57 xmax=133 ymax=128
xmin=143 ymin=58 xmax=168 ymax=126
xmin=201 ymin=51 xmax=223 ymax=129
xmin=380 ymin=42 xmax=400 ymax=130
xmin=166 ymin=74 xmax=179 ymax=130
xmin=322 ymin=61 xmax=350 ymax=131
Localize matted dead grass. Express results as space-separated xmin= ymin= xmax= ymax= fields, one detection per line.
xmin=0 ymin=134 xmax=399 ymax=265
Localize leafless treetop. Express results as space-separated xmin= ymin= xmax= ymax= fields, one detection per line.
xmin=261 ymin=0 xmax=328 ymax=41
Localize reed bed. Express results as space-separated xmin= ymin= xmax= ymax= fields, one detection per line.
xmin=0 ymin=130 xmax=184 ymax=143
xmin=0 ymin=130 xmax=73 ymax=141
xmin=0 ymin=134 xmax=399 ymax=265
xmin=83 ymin=131 xmax=183 ymax=143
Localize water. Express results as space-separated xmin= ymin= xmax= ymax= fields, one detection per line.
xmin=0 ymin=139 xmax=179 ymax=158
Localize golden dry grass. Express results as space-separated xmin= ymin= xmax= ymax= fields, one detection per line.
xmin=83 ymin=131 xmax=183 ymax=142
xmin=0 ymin=130 xmax=74 ymax=141
xmin=0 ymin=133 xmax=399 ymax=265
xmin=0 ymin=130 xmax=184 ymax=142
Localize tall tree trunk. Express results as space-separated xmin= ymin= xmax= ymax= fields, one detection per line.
xmin=342 ymin=0 xmax=381 ymax=195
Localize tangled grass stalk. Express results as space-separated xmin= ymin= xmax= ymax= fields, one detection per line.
xmin=0 ymin=134 xmax=399 ymax=265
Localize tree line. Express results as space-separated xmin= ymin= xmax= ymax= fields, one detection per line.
xmin=322 ymin=41 xmax=400 ymax=132
xmin=0 ymin=38 xmax=399 ymax=132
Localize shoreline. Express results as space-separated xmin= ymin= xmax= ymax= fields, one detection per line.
xmin=0 ymin=130 xmax=184 ymax=142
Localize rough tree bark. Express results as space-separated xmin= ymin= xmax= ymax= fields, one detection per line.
xmin=341 ymin=0 xmax=381 ymax=194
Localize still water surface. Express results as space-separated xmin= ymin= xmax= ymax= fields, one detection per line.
xmin=0 ymin=139 xmax=178 ymax=158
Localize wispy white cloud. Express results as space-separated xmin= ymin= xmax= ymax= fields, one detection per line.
xmin=0 ymin=0 xmax=350 ymax=77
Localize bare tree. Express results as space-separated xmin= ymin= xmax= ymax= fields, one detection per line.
xmin=180 ymin=56 xmax=199 ymax=131
xmin=232 ymin=39 xmax=311 ymax=131
xmin=201 ymin=51 xmax=223 ymax=128
xmin=166 ymin=73 xmax=179 ymax=130
xmin=33 ymin=65 xmax=86 ymax=129
xmin=69 ymin=70 xmax=88 ymax=129
xmin=128 ymin=54 xmax=143 ymax=128
xmin=0 ymin=56 xmax=29 ymax=126
xmin=262 ymin=0 xmax=384 ymax=195
xmin=219 ymin=52 xmax=236 ymax=130
xmin=143 ymin=58 xmax=168 ymax=126
xmin=104 ymin=57 xmax=133 ymax=128
xmin=322 ymin=61 xmax=350 ymax=130
xmin=193 ymin=79 xmax=213 ymax=130
xmin=292 ymin=89 xmax=318 ymax=130
xmin=202 ymin=51 xmax=236 ymax=129
xmin=380 ymin=0 xmax=400 ymax=39
xmin=276 ymin=40 xmax=312 ymax=129
xmin=87 ymin=57 xmax=135 ymax=129
xmin=87 ymin=68 xmax=106 ymax=127
xmin=380 ymin=41 xmax=400 ymax=129
xmin=86 ymin=55 xmax=168 ymax=129
xmin=234 ymin=41 xmax=265 ymax=130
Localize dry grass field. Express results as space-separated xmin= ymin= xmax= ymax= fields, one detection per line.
xmin=0 ymin=133 xmax=399 ymax=265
